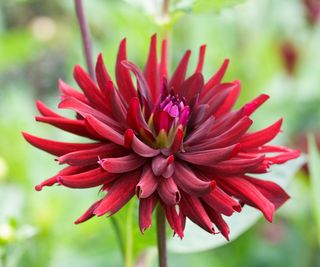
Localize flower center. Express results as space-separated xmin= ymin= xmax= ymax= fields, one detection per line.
xmin=148 ymin=92 xmax=190 ymax=149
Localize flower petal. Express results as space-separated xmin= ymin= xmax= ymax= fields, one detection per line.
xmin=139 ymin=194 xmax=157 ymax=233
xmin=136 ymin=165 xmax=159 ymax=198
xmin=157 ymin=177 xmax=180 ymax=206
xmin=99 ymin=154 xmax=146 ymax=173
xmin=164 ymin=205 xmax=184 ymax=238
xmin=85 ymin=115 xmax=124 ymax=146
xmin=144 ymin=34 xmax=159 ymax=102
xmin=194 ymin=45 xmax=206 ymax=74
xmin=202 ymin=187 xmax=241 ymax=216
xmin=116 ymin=38 xmax=137 ymax=102
xmin=204 ymin=205 xmax=230 ymax=240
xmin=174 ymin=162 xmax=213 ymax=196
xmin=240 ymin=119 xmax=283 ymax=150
xmin=95 ymin=53 xmax=112 ymax=95
xmin=94 ymin=169 xmax=141 ymax=216
xmin=178 ymin=144 xmax=237 ymax=166
xmin=75 ymin=199 xmax=103 ymax=224
xmin=179 ymin=73 xmax=204 ymax=103
xmin=179 ymin=192 xmax=214 ymax=233
xmin=22 ymin=132 xmax=100 ymax=157
xmin=218 ymin=176 xmax=275 ymax=222
xmin=59 ymin=167 xmax=118 ymax=188
xmin=169 ymin=50 xmax=191 ymax=94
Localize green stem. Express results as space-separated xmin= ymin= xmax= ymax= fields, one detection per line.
xmin=110 ymin=217 xmax=125 ymax=258
xmin=156 ymin=205 xmax=167 ymax=267
xmin=124 ymin=200 xmax=134 ymax=267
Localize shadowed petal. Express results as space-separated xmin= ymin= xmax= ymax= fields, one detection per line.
xmin=139 ymin=194 xmax=157 ymax=233
xmin=75 ymin=199 xmax=103 ymax=224
xmin=218 ymin=176 xmax=275 ymax=222
xmin=95 ymin=53 xmax=112 ymax=95
xmin=174 ymin=162 xmax=213 ymax=196
xmin=202 ymin=187 xmax=241 ymax=216
xmin=158 ymin=177 xmax=180 ymax=206
xmin=94 ymin=169 xmax=141 ymax=216
xmin=164 ymin=205 xmax=184 ymax=238
xmin=179 ymin=192 xmax=214 ymax=233
xmin=136 ymin=165 xmax=159 ymax=198
xmin=204 ymin=205 xmax=230 ymax=240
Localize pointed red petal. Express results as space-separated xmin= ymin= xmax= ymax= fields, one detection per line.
xmin=116 ymin=38 xmax=137 ymax=102
xmin=139 ymin=194 xmax=157 ymax=233
xmin=158 ymin=177 xmax=180 ymax=206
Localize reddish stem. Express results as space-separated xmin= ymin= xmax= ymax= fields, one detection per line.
xmin=74 ymin=0 xmax=95 ymax=80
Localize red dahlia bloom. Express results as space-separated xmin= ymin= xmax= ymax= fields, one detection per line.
xmin=23 ymin=35 xmax=299 ymax=240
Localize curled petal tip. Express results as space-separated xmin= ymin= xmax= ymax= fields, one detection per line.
xmin=35 ymin=185 xmax=42 ymax=191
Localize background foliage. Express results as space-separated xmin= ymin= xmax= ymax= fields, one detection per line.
xmin=0 ymin=0 xmax=320 ymax=266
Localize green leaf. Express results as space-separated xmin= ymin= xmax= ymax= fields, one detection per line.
xmin=308 ymin=134 xmax=320 ymax=245
xmin=168 ymin=155 xmax=306 ymax=253
xmin=192 ymin=0 xmax=246 ymax=13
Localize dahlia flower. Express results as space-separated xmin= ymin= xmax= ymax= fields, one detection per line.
xmin=23 ymin=35 xmax=299 ymax=240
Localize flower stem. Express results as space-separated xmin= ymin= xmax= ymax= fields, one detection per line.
xmin=156 ymin=205 xmax=167 ymax=267
xmin=74 ymin=0 xmax=95 ymax=80
xmin=125 ymin=200 xmax=134 ymax=267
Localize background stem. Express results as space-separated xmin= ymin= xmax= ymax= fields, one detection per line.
xmin=156 ymin=205 xmax=167 ymax=267
xmin=74 ymin=0 xmax=95 ymax=79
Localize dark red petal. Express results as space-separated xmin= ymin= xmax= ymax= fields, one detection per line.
xmin=73 ymin=65 xmax=107 ymax=110
xmin=144 ymin=34 xmax=159 ymax=102
xmin=85 ymin=115 xmax=124 ymax=146
xmin=240 ymin=119 xmax=283 ymax=150
xmin=152 ymin=155 xmax=175 ymax=177
xmin=158 ymin=177 xmax=180 ymax=206
xmin=94 ymin=169 xmax=141 ymax=216
xmin=58 ymin=79 xmax=87 ymax=103
xmin=203 ymin=59 xmax=229 ymax=95
xmin=116 ymin=38 xmax=137 ymax=102
xmin=178 ymin=144 xmax=237 ymax=166
xmin=125 ymin=129 xmax=160 ymax=157
xmin=139 ymin=194 xmax=157 ymax=233
xmin=169 ymin=50 xmax=191 ymax=94
xmin=170 ymin=128 xmax=184 ymax=154
xmin=75 ymin=199 xmax=102 ymax=224
xmin=136 ymin=165 xmax=159 ymax=198
xmin=59 ymin=97 xmax=121 ymax=131
xmin=179 ymin=192 xmax=214 ymax=233
xmin=202 ymin=187 xmax=241 ymax=216
xmin=107 ymin=81 xmax=127 ymax=123
xmin=174 ymin=162 xmax=213 ymax=196
xmin=99 ymin=154 xmax=146 ymax=173
xmin=164 ymin=205 xmax=184 ymax=238
xmin=95 ymin=53 xmax=112 ymax=95
xmin=22 ymin=132 xmax=100 ymax=157
xmin=218 ymin=176 xmax=275 ymax=222
xmin=242 ymin=176 xmax=290 ymax=209
xmin=209 ymin=155 xmax=265 ymax=175
xmin=127 ymin=97 xmax=155 ymax=142
xmin=185 ymin=116 xmax=215 ymax=145
xmin=59 ymin=167 xmax=118 ymax=188
xmin=35 ymin=166 xmax=88 ymax=191
xmin=160 ymin=39 xmax=168 ymax=80
xmin=36 ymin=100 xmax=62 ymax=117
xmin=179 ymin=73 xmax=204 ymax=103
xmin=214 ymin=80 xmax=241 ymax=118
xmin=243 ymin=94 xmax=269 ymax=116
xmin=58 ymin=143 xmax=125 ymax=166
xmin=122 ymin=60 xmax=152 ymax=106
xmin=194 ymin=45 xmax=206 ymax=74
xmin=204 ymin=205 xmax=230 ymax=240
xmin=35 ymin=116 xmax=98 ymax=140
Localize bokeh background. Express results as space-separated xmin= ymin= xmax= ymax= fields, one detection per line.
xmin=1 ymin=0 xmax=320 ymax=266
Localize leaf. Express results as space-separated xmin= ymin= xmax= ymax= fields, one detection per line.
xmin=168 ymin=155 xmax=306 ymax=253
xmin=308 ymin=134 xmax=320 ymax=245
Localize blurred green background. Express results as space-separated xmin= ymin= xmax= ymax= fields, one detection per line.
xmin=1 ymin=0 xmax=320 ymax=266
